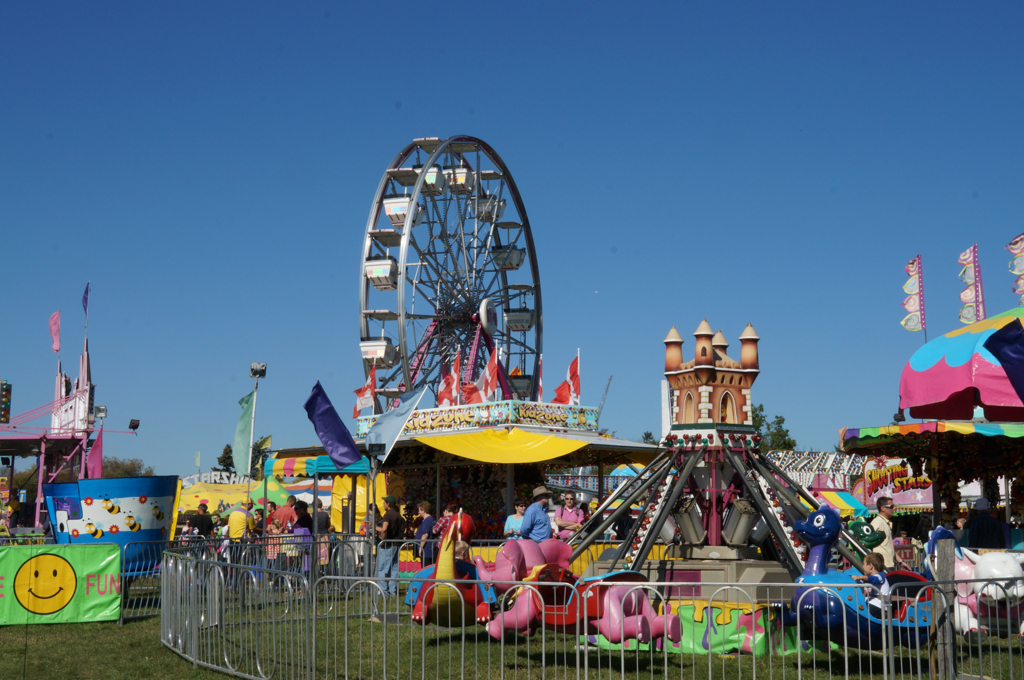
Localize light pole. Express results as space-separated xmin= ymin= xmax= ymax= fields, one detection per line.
xmin=247 ymin=363 xmax=266 ymax=523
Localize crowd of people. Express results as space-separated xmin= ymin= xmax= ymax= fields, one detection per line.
xmin=180 ymin=495 xmax=336 ymax=540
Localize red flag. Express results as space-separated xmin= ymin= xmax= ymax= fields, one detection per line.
xmin=49 ymin=311 xmax=61 ymax=353
xmin=475 ymin=350 xmax=499 ymax=402
xmin=437 ymin=353 xmax=460 ymax=407
xmin=353 ymin=366 xmax=376 ymax=418
xmin=86 ymin=427 xmax=104 ymax=479
xmin=461 ymin=381 xmax=483 ymax=404
xmin=551 ymin=355 xmax=580 ymax=406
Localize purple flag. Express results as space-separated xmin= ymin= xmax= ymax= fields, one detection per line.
xmin=82 ymin=281 xmax=90 ymax=317
xmin=86 ymin=427 xmax=104 ymax=479
xmin=304 ymin=381 xmax=361 ymax=469
xmin=984 ymin=318 xmax=1024 ymax=404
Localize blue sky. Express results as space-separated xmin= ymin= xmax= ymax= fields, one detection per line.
xmin=1 ymin=3 xmax=1022 ymax=475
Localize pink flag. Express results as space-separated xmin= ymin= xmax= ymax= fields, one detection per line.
xmin=86 ymin=427 xmax=104 ymax=479
xmin=49 ymin=311 xmax=61 ymax=353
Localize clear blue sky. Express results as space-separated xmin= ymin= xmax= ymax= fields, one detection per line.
xmin=2 ymin=3 xmax=1022 ymax=475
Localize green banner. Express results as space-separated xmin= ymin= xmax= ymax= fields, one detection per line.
xmin=0 ymin=544 xmax=121 ymax=624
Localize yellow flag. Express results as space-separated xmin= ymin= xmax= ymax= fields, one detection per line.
xmin=256 ymin=435 xmax=272 ymax=451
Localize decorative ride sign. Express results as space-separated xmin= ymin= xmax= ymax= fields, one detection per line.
xmin=356 ymin=400 xmax=599 ymax=437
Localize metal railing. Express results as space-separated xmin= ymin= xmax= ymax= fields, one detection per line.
xmin=160 ymin=548 xmax=1024 ymax=680
xmin=122 ymin=533 xmax=371 ymax=623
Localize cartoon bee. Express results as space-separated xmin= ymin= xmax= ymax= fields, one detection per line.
xmin=152 ymin=506 xmax=164 ymax=521
xmin=101 ymin=498 xmax=121 ymax=514
xmin=124 ymin=515 xmax=142 ymax=532
xmin=84 ymin=522 xmax=104 ymax=538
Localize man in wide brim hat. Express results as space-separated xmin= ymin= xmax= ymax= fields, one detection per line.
xmin=519 ymin=485 xmax=554 ymax=542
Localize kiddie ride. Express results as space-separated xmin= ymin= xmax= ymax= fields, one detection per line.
xmin=405 ymin=513 xmax=682 ymax=644
xmin=924 ymin=527 xmax=1024 ymax=641
xmin=786 ymin=507 xmax=934 ymax=648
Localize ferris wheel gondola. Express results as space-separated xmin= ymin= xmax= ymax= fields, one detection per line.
xmin=359 ymin=136 xmax=542 ymax=412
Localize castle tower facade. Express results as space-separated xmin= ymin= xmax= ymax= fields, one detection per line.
xmin=663 ymin=320 xmax=760 ymax=425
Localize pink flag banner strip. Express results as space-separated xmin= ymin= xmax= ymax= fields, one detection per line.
xmin=900 ymin=255 xmax=926 ymax=332
xmin=49 ymin=311 xmax=61 ymax=353
xmin=958 ymin=244 xmax=986 ymax=324
xmin=1007 ymin=233 xmax=1024 ymax=307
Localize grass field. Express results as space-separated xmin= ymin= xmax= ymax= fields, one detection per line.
xmin=3 ymin=606 xmax=1022 ymax=680
xmin=0 ymin=617 xmax=219 ymax=680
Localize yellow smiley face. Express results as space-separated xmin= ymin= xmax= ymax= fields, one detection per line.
xmin=13 ymin=554 xmax=78 ymax=615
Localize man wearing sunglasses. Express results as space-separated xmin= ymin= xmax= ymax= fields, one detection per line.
xmin=870 ymin=497 xmax=910 ymax=571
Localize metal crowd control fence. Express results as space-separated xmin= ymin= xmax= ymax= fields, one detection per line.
xmin=159 ymin=548 xmax=1024 ymax=680
xmin=122 ymin=533 xmax=371 ymax=623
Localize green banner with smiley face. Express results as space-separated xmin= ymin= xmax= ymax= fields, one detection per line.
xmin=0 ymin=544 xmax=121 ymax=624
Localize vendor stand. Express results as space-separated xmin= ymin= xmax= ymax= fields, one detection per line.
xmin=356 ymin=400 xmax=658 ymax=540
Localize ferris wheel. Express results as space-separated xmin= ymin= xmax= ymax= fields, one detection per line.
xmin=358 ymin=136 xmax=542 ymax=412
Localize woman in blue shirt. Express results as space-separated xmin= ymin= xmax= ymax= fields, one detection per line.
xmin=504 ymin=498 xmax=527 ymax=538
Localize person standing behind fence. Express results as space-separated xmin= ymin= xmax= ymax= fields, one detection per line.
xmin=192 ymin=504 xmax=214 ymax=537
xmin=967 ymin=498 xmax=1005 ymax=549
xmin=228 ymin=507 xmax=248 ymax=541
xmin=414 ymin=501 xmax=436 ymax=567
xmin=265 ymin=519 xmax=284 ymax=567
xmin=315 ymin=499 xmax=332 ymax=533
xmin=519 ymin=486 xmax=553 ymax=542
xmin=376 ymin=496 xmax=403 ymax=596
xmin=870 ymin=497 xmax=910 ymax=571
xmin=273 ymin=495 xmax=298 ymax=532
xmin=553 ymin=491 xmax=584 ymax=541
xmin=251 ymin=508 xmax=265 ymax=536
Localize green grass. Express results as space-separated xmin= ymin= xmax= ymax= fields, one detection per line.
xmin=0 ymin=617 xmax=221 ymax=680
xmin=2 ymin=596 xmax=1023 ymax=680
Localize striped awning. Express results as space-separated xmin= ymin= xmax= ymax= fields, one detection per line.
xmin=801 ymin=491 xmax=869 ymax=518
xmin=263 ymin=453 xmax=370 ymax=479
xmin=842 ymin=421 xmax=1024 ymax=451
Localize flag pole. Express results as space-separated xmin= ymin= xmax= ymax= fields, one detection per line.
xmin=577 ymin=348 xmax=580 ymax=402
xmin=244 ymin=378 xmax=258 ymax=522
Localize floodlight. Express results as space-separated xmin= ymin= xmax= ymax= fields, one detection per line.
xmin=128 ymin=419 xmax=140 ymax=431
xmin=250 ymin=363 xmax=267 ymax=379
xmin=94 ymin=406 xmax=107 ymax=419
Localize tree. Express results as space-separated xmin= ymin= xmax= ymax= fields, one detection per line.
xmin=101 ymin=456 xmax=155 ymax=478
xmin=214 ymin=439 xmax=270 ymax=479
xmin=751 ymin=403 xmax=797 ymax=453
xmin=214 ymin=444 xmax=234 ymax=473
xmin=641 ymin=431 xmax=656 ymax=445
